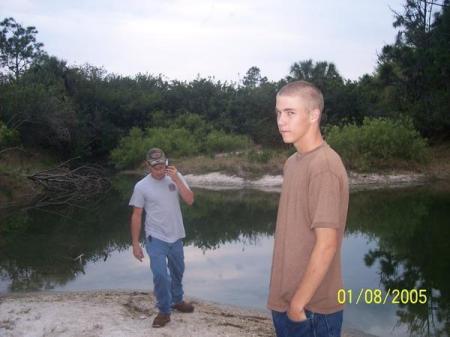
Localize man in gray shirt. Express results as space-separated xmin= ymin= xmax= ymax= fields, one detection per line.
xmin=129 ymin=148 xmax=195 ymax=328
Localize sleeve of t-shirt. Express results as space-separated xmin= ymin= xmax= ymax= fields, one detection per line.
xmin=129 ymin=185 xmax=145 ymax=208
xmin=308 ymin=171 xmax=341 ymax=229
xmin=176 ymin=172 xmax=191 ymax=191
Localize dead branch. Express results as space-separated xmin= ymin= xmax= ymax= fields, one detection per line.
xmin=0 ymin=147 xmax=28 ymax=156
xmin=26 ymin=162 xmax=111 ymax=206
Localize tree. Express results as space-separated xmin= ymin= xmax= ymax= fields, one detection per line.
xmin=1 ymin=55 xmax=78 ymax=154
xmin=242 ymin=66 xmax=267 ymax=88
xmin=288 ymin=59 xmax=343 ymax=87
xmin=287 ymin=60 xmax=355 ymax=125
xmin=392 ymin=0 xmax=446 ymax=47
xmin=374 ymin=0 xmax=450 ymax=138
xmin=0 ymin=17 xmax=45 ymax=80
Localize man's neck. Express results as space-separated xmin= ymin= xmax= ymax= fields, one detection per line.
xmin=294 ymin=133 xmax=324 ymax=154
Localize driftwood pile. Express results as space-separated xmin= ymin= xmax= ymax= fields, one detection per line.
xmin=27 ymin=162 xmax=111 ymax=207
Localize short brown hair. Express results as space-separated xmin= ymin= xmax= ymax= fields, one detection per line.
xmin=277 ymin=80 xmax=324 ymax=113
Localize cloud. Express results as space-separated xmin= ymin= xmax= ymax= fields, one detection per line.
xmin=0 ymin=0 xmax=404 ymax=81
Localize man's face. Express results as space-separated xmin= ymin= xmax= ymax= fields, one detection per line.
xmin=149 ymin=163 xmax=166 ymax=180
xmin=276 ymin=94 xmax=312 ymax=147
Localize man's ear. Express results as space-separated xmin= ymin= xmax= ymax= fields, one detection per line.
xmin=309 ymin=108 xmax=321 ymax=123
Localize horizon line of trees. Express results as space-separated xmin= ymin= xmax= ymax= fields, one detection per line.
xmin=0 ymin=0 xmax=449 ymax=163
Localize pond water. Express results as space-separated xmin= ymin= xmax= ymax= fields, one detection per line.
xmin=0 ymin=176 xmax=449 ymax=337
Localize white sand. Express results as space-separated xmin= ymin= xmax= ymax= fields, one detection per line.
xmin=0 ymin=291 xmax=380 ymax=337
xmin=184 ymin=172 xmax=427 ymax=192
xmin=0 ymin=291 xmax=274 ymax=337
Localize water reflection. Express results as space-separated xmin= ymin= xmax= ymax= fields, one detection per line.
xmin=0 ymin=175 xmax=448 ymax=337
xmin=0 ymin=191 xmax=131 ymax=291
xmin=346 ymin=188 xmax=450 ymax=337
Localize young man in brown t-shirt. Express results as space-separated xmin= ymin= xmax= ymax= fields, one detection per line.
xmin=268 ymin=81 xmax=349 ymax=337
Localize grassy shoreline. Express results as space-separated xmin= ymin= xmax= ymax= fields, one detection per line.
xmin=126 ymin=143 xmax=450 ymax=181
xmin=1 ymin=144 xmax=449 ymax=207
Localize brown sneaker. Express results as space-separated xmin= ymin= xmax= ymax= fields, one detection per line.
xmin=172 ymin=301 xmax=194 ymax=313
xmin=152 ymin=313 xmax=170 ymax=328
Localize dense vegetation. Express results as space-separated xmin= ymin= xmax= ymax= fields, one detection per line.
xmin=0 ymin=1 xmax=449 ymax=170
xmin=326 ymin=117 xmax=429 ymax=170
xmin=110 ymin=113 xmax=252 ymax=169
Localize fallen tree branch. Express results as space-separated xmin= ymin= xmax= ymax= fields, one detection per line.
xmin=0 ymin=147 xmax=28 ymax=156
xmin=26 ymin=162 xmax=111 ymax=207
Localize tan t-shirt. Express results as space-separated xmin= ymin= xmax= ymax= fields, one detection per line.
xmin=267 ymin=142 xmax=349 ymax=314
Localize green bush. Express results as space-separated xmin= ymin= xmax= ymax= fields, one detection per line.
xmin=172 ymin=113 xmax=212 ymax=140
xmin=111 ymin=126 xmax=200 ymax=169
xmin=326 ymin=117 xmax=428 ymax=171
xmin=111 ymin=124 xmax=253 ymax=169
xmin=143 ymin=127 xmax=200 ymax=158
xmin=247 ymin=149 xmax=274 ymax=163
xmin=205 ymin=130 xmax=252 ymax=154
xmin=110 ymin=127 xmax=149 ymax=169
xmin=0 ymin=121 xmax=19 ymax=149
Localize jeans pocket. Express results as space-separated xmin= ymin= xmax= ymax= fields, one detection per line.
xmin=286 ymin=316 xmax=312 ymax=336
xmin=286 ymin=313 xmax=308 ymax=324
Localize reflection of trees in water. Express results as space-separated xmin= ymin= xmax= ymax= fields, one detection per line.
xmin=0 ymin=192 xmax=131 ymax=291
xmin=347 ymin=188 xmax=450 ymax=337
xmin=2 ymin=181 xmax=448 ymax=337
xmin=114 ymin=175 xmax=280 ymax=250
xmin=0 ymin=185 xmax=279 ymax=291
xmin=183 ymin=189 xmax=278 ymax=250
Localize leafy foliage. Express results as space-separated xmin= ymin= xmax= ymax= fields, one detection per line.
xmin=205 ymin=130 xmax=252 ymax=154
xmin=374 ymin=0 xmax=450 ymax=137
xmin=326 ymin=117 xmax=429 ymax=170
xmin=0 ymin=121 xmax=19 ymax=148
xmin=110 ymin=118 xmax=251 ymax=169
xmin=0 ymin=17 xmax=45 ymax=80
xmin=0 ymin=3 xmax=448 ymax=166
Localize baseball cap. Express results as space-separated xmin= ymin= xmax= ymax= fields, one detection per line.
xmin=147 ymin=148 xmax=167 ymax=166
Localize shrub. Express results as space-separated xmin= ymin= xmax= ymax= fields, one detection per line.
xmin=172 ymin=113 xmax=212 ymax=140
xmin=205 ymin=130 xmax=252 ymax=154
xmin=326 ymin=117 xmax=428 ymax=171
xmin=111 ymin=124 xmax=254 ymax=169
xmin=110 ymin=126 xmax=200 ymax=169
xmin=110 ymin=127 xmax=149 ymax=169
xmin=0 ymin=121 xmax=19 ymax=149
xmin=247 ymin=149 xmax=274 ymax=163
xmin=144 ymin=127 xmax=200 ymax=158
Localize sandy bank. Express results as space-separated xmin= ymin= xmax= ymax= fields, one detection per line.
xmin=0 ymin=291 xmax=377 ymax=337
xmin=183 ymin=172 xmax=427 ymax=192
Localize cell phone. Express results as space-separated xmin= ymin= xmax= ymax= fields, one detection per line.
xmin=165 ymin=158 xmax=169 ymax=167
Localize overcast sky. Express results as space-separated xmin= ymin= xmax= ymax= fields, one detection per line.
xmin=1 ymin=0 xmax=405 ymax=83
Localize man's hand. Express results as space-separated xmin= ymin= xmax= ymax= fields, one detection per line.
xmin=132 ymin=243 xmax=144 ymax=262
xmin=165 ymin=165 xmax=194 ymax=205
xmin=287 ymin=298 xmax=307 ymax=322
xmin=165 ymin=165 xmax=178 ymax=181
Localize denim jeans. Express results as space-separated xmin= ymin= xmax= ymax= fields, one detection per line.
xmin=272 ymin=309 xmax=343 ymax=337
xmin=145 ymin=236 xmax=185 ymax=314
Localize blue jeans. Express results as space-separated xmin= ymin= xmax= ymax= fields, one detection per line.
xmin=145 ymin=236 xmax=185 ymax=314
xmin=272 ymin=309 xmax=343 ymax=337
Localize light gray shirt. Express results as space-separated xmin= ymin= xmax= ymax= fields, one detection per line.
xmin=129 ymin=172 xmax=190 ymax=243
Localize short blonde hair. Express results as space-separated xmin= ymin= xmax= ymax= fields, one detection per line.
xmin=277 ymin=80 xmax=324 ymax=113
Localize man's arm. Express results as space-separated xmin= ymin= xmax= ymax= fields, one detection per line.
xmin=166 ymin=166 xmax=194 ymax=205
xmin=131 ymin=207 xmax=144 ymax=262
xmin=287 ymin=227 xmax=339 ymax=321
